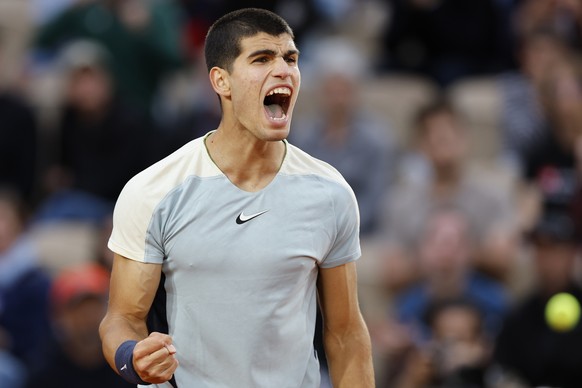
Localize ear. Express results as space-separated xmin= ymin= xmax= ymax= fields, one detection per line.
xmin=209 ymin=67 xmax=231 ymax=98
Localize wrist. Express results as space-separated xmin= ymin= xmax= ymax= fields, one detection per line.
xmin=114 ymin=340 xmax=151 ymax=385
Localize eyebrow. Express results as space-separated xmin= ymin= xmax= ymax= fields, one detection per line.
xmin=247 ymin=48 xmax=300 ymax=59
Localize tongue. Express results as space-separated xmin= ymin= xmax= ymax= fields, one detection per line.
xmin=265 ymin=104 xmax=284 ymax=119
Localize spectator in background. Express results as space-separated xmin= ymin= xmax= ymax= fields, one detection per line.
xmin=493 ymin=208 xmax=582 ymax=387
xmin=152 ymin=48 xmax=221 ymax=160
xmin=515 ymin=0 xmax=582 ymax=50
xmin=34 ymin=0 xmax=185 ymax=117
xmin=521 ymin=54 xmax=582 ymax=222
xmin=39 ymin=40 xmax=149 ymax=217
xmin=26 ymin=263 xmax=133 ymax=388
xmin=375 ymin=208 xmax=507 ymax=387
xmin=499 ymin=29 xmax=570 ymax=175
xmin=390 ymin=298 xmax=493 ymax=387
xmin=0 ymin=188 xmax=52 ymax=380
xmin=379 ymin=99 xmax=517 ymax=291
xmin=0 ymin=24 xmax=39 ymax=204
xmin=393 ymin=207 xmax=508 ymax=343
xmin=178 ymin=0 xmax=323 ymax=53
xmin=290 ymin=37 xmax=398 ymax=237
xmin=379 ymin=0 xmax=515 ymax=86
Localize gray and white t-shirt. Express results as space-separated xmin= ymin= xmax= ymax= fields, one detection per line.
xmin=109 ymin=132 xmax=361 ymax=388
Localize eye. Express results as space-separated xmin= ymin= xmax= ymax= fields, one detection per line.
xmin=285 ymin=56 xmax=298 ymax=64
xmin=253 ymin=56 xmax=269 ymax=64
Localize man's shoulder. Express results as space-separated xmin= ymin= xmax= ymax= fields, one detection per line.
xmin=283 ymin=142 xmax=358 ymax=208
xmin=283 ymin=142 xmax=347 ymax=185
xmin=128 ymin=135 xmax=215 ymax=188
xmin=116 ymin=135 xmax=219 ymax=208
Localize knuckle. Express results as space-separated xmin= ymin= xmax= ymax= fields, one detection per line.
xmin=136 ymin=359 xmax=154 ymax=374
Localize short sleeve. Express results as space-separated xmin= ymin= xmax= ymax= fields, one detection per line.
xmin=108 ymin=174 xmax=165 ymax=264
xmin=320 ymin=183 xmax=361 ymax=268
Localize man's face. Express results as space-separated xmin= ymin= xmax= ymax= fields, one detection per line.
xmin=419 ymin=211 xmax=471 ymax=274
xmin=67 ymin=66 xmax=112 ymax=114
xmin=421 ymin=112 xmax=466 ymax=169
xmin=321 ymin=73 xmax=356 ymax=117
xmin=534 ymin=237 xmax=578 ymax=292
xmin=226 ymin=32 xmax=300 ymax=141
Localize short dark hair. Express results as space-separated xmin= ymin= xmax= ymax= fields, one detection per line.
xmin=423 ymin=297 xmax=483 ymax=332
xmin=204 ymin=8 xmax=294 ymax=73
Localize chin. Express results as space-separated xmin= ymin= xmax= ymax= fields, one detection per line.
xmin=263 ymin=126 xmax=290 ymax=142
xmin=257 ymin=116 xmax=291 ymax=140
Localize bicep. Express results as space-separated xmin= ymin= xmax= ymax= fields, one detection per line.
xmin=108 ymin=253 xmax=162 ymax=321
xmin=317 ymin=261 xmax=361 ymax=331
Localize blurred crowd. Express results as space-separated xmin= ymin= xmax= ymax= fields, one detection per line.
xmin=1 ymin=0 xmax=582 ymax=387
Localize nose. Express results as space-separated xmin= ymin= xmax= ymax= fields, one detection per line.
xmin=272 ymin=57 xmax=291 ymax=79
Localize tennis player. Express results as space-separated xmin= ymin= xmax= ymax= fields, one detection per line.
xmin=99 ymin=8 xmax=374 ymax=388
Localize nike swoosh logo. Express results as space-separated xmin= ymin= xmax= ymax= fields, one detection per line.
xmin=120 ymin=364 xmax=127 ymax=371
xmin=236 ymin=209 xmax=269 ymax=224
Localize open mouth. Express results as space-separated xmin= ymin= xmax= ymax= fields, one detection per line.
xmin=263 ymin=87 xmax=291 ymax=121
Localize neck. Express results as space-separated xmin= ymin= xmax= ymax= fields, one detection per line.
xmin=432 ymin=164 xmax=461 ymax=192
xmin=205 ymin=128 xmax=286 ymax=192
xmin=75 ymin=99 xmax=111 ymax=124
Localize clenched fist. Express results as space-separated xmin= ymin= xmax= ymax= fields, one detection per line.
xmin=133 ymin=332 xmax=179 ymax=384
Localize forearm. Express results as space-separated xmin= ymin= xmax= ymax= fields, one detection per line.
xmin=324 ymin=316 xmax=375 ymax=388
xmin=99 ymin=312 xmax=149 ymax=371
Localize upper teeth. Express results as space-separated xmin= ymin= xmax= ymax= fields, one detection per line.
xmin=267 ymin=87 xmax=291 ymax=96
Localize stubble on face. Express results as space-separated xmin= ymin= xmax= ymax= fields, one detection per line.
xmin=226 ymin=32 xmax=300 ymax=143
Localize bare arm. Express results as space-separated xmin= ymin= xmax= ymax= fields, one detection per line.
xmin=318 ymin=261 xmax=375 ymax=388
xmin=99 ymin=253 xmax=178 ymax=384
